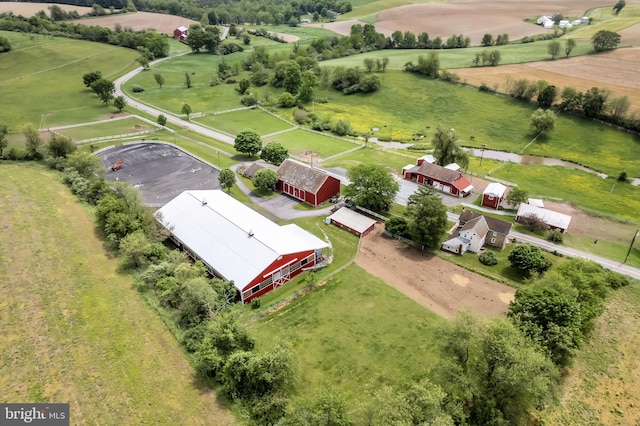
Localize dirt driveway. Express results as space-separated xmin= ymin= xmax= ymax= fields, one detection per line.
xmin=357 ymin=231 xmax=515 ymax=318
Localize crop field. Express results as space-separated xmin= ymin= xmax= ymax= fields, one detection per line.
xmin=250 ymin=264 xmax=445 ymax=406
xmin=0 ymin=2 xmax=92 ymax=16
xmin=55 ymin=116 xmax=156 ymax=141
xmin=195 ymin=108 xmax=294 ymax=136
xmin=72 ymin=11 xmax=198 ymax=35
xmin=0 ymin=32 xmax=140 ymax=130
xmin=0 ymin=164 xmax=235 ymax=425
xmin=262 ymin=128 xmax=359 ymax=159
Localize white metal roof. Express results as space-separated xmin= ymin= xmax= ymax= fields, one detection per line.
xmin=516 ymin=203 xmax=572 ymax=230
xmin=177 ymin=26 xmax=188 ymax=32
xmin=527 ymin=198 xmax=545 ymax=208
xmin=156 ymin=190 xmax=328 ymax=291
xmin=329 ymin=207 xmax=376 ymax=234
xmin=483 ymin=182 xmax=507 ymax=197
xmin=444 ymin=163 xmax=460 ymax=171
xmin=418 ymin=154 xmax=436 ymax=164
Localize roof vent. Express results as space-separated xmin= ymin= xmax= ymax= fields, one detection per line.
xmin=248 ymin=229 xmax=254 ymax=237
xmin=201 ymin=198 xmax=207 ymax=206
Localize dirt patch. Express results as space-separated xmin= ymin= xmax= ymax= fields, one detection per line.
xmin=0 ymin=2 xmax=92 ymax=16
xmin=72 ymin=12 xmax=198 ymax=35
xmin=269 ymin=32 xmax=300 ymax=43
xmin=356 ymin=231 xmax=515 ymax=318
xmin=307 ymin=19 xmax=366 ymax=36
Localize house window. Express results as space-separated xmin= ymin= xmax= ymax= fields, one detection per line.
xmin=491 ymin=238 xmax=496 ymax=244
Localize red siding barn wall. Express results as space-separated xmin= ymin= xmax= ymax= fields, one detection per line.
xmin=482 ymin=194 xmax=499 ymax=209
xmin=304 ymin=190 xmax=314 ymax=205
xmin=242 ymin=250 xmax=316 ymax=303
xmin=276 ymin=180 xmax=284 ymax=192
xmin=173 ymin=29 xmax=182 ymax=37
xmin=316 ymin=176 xmax=341 ymax=205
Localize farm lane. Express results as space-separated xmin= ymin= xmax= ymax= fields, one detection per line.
xmin=115 ymin=55 xmax=640 ymax=282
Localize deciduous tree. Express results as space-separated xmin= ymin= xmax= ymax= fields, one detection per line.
xmin=234 ymin=130 xmax=262 ymax=157
xmin=0 ymin=124 xmax=8 ymax=157
xmin=157 ymin=114 xmax=167 ymax=126
xmin=565 ymin=38 xmax=576 ymax=57
xmin=253 ymin=168 xmax=279 ymax=192
xmin=508 ymin=244 xmax=552 ymax=276
xmin=47 ymin=134 xmax=76 ymax=158
xmin=592 ymin=30 xmax=621 ymax=52
xmin=154 ymin=72 xmax=165 ymax=88
xmin=530 ymin=108 xmax=556 ymax=134
xmin=181 ymin=103 xmax=192 ymax=119
xmin=82 ymin=71 xmax=102 ymax=88
xmin=113 ymin=95 xmax=126 ymax=112
xmin=90 ymin=78 xmax=115 ymax=104
xmin=260 ymin=142 xmax=288 ymax=165
xmin=505 ymin=187 xmax=528 ymax=208
xmin=406 ymin=187 xmax=449 ymax=249
xmin=547 ymin=41 xmax=561 ymax=60
xmin=23 ymin=124 xmax=42 ymax=159
xmin=218 ymin=169 xmax=236 ymax=193
xmin=343 ymin=164 xmax=399 ymax=213
xmin=431 ymin=124 xmax=469 ymax=169
xmin=537 ymin=85 xmax=557 ymax=108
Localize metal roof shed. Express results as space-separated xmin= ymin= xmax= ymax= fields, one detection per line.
xmin=328 ymin=207 xmax=376 ymax=236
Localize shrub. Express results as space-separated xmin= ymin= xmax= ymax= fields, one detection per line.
xmin=618 ymin=171 xmax=628 ymax=182
xmin=332 ymin=119 xmax=353 ymax=136
xmin=439 ymin=69 xmax=460 ymax=82
xmin=278 ymin=92 xmax=297 ymax=108
xmin=479 ymin=251 xmax=498 ymax=266
xmin=547 ymin=230 xmax=563 ymax=243
xmin=479 ymin=82 xmax=495 ymax=92
xmin=406 ymin=144 xmax=430 ymax=151
xmin=131 ymin=85 xmax=144 ymax=92
xmin=293 ymin=108 xmax=309 ymax=124
xmin=250 ymin=298 xmax=261 ymax=309
xmin=241 ymin=93 xmax=259 ymax=106
xmin=385 ymin=217 xmax=410 ymax=239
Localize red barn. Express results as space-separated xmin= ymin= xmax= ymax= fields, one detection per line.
xmin=481 ymin=182 xmax=507 ymax=209
xmin=403 ymin=160 xmax=473 ymax=197
xmin=156 ymin=190 xmax=330 ymax=303
xmin=173 ymin=26 xmax=188 ymax=41
xmin=277 ymin=159 xmax=341 ymax=206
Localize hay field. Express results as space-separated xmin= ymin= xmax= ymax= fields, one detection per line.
xmin=0 ymin=163 xmax=235 ymax=425
xmin=73 ymin=11 xmax=198 ymax=34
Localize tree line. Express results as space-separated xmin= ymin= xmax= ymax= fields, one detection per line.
xmin=0 ymin=13 xmax=169 ymax=59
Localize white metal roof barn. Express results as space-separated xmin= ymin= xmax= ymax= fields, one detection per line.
xmin=157 ymin=190 xmax=329 ymax=302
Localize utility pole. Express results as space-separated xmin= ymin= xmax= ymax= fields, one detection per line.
xmin=624 ymin=229 xmax=639 ymax=263
xmin=480 ymin=143 xmax=487 ymax=166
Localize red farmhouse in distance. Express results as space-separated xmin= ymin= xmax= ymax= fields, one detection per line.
xmin=403 ymin=156 xmax=473 ymax=197
xmin=173 ymin=26 xmax=188 ymax=41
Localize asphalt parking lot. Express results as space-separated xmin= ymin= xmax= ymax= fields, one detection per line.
xmin=96 ymin=142 xmax=220 ymax=206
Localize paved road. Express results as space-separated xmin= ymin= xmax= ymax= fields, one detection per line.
xmin=114 ymin=56 xmax=640 ymax=282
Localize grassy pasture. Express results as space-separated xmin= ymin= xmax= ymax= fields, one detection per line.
xmin=321 ymin=40 xmax=594 ymax=70
xmin=543 ymin=283 xmax=640 ymax=424
xmin=263 ymin=129 xmax=359 ymax=158
xmin=569 ymin=6 xmax=640 ymax=39
xmin=491 ymin=163 xmax=640 ymax=223
xmin=323 ymin=145 xmax=420 ymax=172
xmin=308 ymin=71 xmax=640 ymax=177
xmin=250 ymin=264 xmax=444 ymax=406
xmin=56 ymin=116 xmax=156 ymax=141
xmin=195 ymin=108 xmax=294 ymax=136
xmin=0 ymin=32 xmax=140 ymax=130
xmin=0 ymin=163 xmax=235 ymax=425
xmin=343 ymin=0 xmax=439 ymax=19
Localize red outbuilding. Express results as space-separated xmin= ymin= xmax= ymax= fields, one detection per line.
xmin=277 ymin=159 xmax=341 ymax=206
xmin=481 ymin=182 xmax=507 ymax=209
xmin=173 ymin=26 xmax=188 ymax=41
xmin=403 ymin=159 xmax=473 ymax=197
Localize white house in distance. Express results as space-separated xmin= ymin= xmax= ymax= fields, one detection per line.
xmin=516 ymin=203 xmax=572 ymax=233
xmin=156 ymin=190 xmax=329 ymax=303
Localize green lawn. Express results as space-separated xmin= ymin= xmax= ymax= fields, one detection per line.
xmin=569 ymin=6 xmax=640 ymax=40
xmin=491 ymin=163 xmax=640 ymax=221
xmin=323 ymin=145 xmax=420 ymax=173
xmin=263 ymin=128 xmax=358 ymax=158
xmin=321 ymin=40 xmax=594 ymax=70
xmin=249 ymin=264 xmax=444 ymax=407
xmin=0 ymin=163 xmax=235 ymax=425
xmin=57 ymin=116 xmax=157 ymax=141
xmin=195 ymin=108 xmax=295 ymax=136
xmin=0 ymin=32 xmax=140 ymax=130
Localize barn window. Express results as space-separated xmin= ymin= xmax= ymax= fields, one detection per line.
xmin=491 ymin=238 xmax=496 ymax=244
xmin=488 ymin=195 xmax=494 ymax=200
xmin=301 ymin=258 xmax=308 ymax=266
xmin=493 ymin=231 xmax=497 ymax=236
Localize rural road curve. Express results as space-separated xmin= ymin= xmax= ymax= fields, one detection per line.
xmin=114 ymin=56 xmax=640 ymax=282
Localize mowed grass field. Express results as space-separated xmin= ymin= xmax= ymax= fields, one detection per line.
xmin=0 ymin=164 xmax=235 ymax=425
xmin=0 ymin=32 xmax=141 ymax=130
xmin=195 ymin=108 xmax=294 ymax=136
xmin=263 ymin=129 xmax=359 ymax=158
xmin=56 ymin=116 xmax=157 ymax=141
xmin=322 ymin=40 xmax=595 ymax=70
xmin=250 ymin=264 xmax=445 ymax=406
